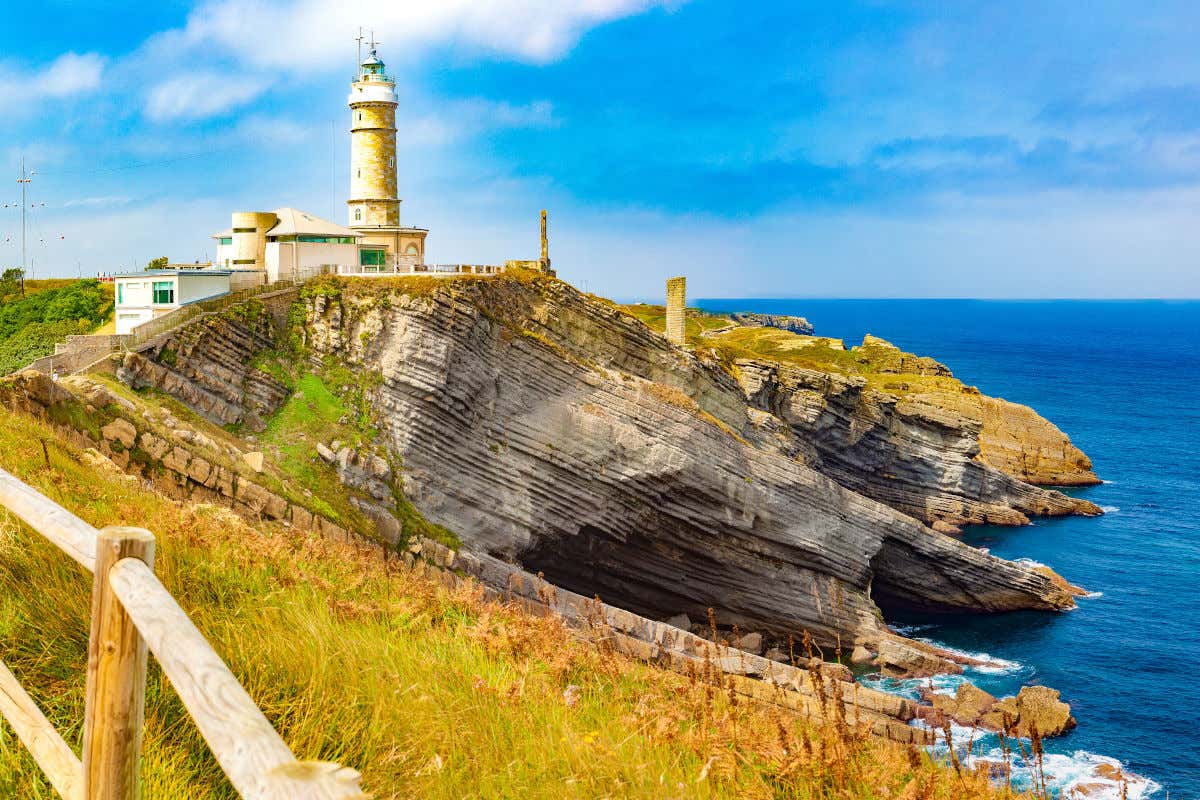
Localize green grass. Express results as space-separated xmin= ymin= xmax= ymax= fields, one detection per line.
xmin=621 ymin=303 xmax=732 ymax=343
xmin=260 ymin=372 xmax=366 ymax=526
xmin=0 ymin=404 xmax=1014 ymax=800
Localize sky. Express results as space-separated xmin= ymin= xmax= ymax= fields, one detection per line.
xmin=2 ymin=0 xmax=1199 ymax=298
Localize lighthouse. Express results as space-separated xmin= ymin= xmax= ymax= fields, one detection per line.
xmin=347 ymin=37 xmax=427 ymax=271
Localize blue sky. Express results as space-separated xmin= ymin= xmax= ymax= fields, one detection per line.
xmin=3 ymin=0 xmax=1200 ymax=298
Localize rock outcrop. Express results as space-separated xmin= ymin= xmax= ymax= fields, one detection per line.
xmin=734 ymin=360 xmax=1101 ymax=529
xmin=117 ymin=308 xmax=289 ymax=431
xmin=728 ymin=312 xmax=815 ymax=336
xmin=290 ymin=274 xmax=1078 ymax=674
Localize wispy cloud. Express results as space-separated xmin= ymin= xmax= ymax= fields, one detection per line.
xmin=0 ymin=52 xmax=104 ymax=107
xmin=145 ymin=72 xmax=270 ymax=122
xmin=165 ymin=0 xmax=682 ymax=69
xmin=60 ymin=195 xmax=133 ymax=209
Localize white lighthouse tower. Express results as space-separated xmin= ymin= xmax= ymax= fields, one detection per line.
xmin=347 ymin=35 xmax=427 ymax=270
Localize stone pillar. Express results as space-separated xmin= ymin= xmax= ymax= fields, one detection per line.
xmin=539 ymin=210 xmax=550 ymax=270
xmin=665 ymin=276 xmax=686 ymax=346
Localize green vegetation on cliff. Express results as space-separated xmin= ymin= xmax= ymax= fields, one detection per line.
xmin=0 ymin=401 xmax=1014 ymax=799
xmin=0 ymin=278 xmax=113 ymax=374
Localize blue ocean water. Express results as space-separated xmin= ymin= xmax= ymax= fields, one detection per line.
xmin=696 ymin=299 xmax=1200 ymax=799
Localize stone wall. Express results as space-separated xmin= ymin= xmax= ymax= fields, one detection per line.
xmin=665 ymin=276 xmax=686 ymax=345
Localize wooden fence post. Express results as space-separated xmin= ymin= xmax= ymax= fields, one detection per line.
xmin=82 ymin=526 xmax=156 ymax=800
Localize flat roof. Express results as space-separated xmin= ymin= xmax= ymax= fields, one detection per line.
xmin=114 ymin=270 xmax=233 ymax=278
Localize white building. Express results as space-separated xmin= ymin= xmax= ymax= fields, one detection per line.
xmin=212 ymin=208 xmax=363 ymax=283
xmin=113 ymin=270 xmax=232 ymax=335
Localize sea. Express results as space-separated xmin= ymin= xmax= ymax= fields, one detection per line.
xmin=694 ymin=298 xmax=1200 ymax=799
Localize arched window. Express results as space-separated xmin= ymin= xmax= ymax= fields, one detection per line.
xmin=405 ymin=243 xmax=419 ymax=255
xmin=354 ymin=208 xmax=362 ymax=222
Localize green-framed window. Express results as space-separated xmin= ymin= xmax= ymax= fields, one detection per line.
xmin=152 ymin=281 xmax=175 ymax=305
xmin=218 ymin=237 xmax=232 ymax=245
xmin=117 ymin=283 xmax=123 ymax=304
xmin=360 ymin=249 xmax=386 ymax=267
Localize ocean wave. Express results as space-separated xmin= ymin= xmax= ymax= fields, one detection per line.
xmin=888 ymin=622 xmax=939 ymax=637
xmin=910 ymin=722 xmax=1161 ymax=798
xmin=911 ymin=638 xmax=1024 ymax=675
xmin=1101 ymin=505 xmax=1120 ymax=513
xmin=1081 ymin=590 xmax=1104 ymax=599
xmin=857 ymin=672 xmax=966 ymax=701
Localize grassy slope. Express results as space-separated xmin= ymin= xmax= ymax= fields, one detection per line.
xmin=621 ymin=303 xmax=971 ymax=400
xmin=0 ymin=399 xmax=1008 ymax=799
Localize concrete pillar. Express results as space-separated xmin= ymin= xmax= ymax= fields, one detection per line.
xmin=665 ymin=276 xmax=686 ymax=345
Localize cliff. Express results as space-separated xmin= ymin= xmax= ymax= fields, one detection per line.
xmin=47 ymin=271 xmax=1100 ymax=679
xmin=277 ymin=273 xmax=1082 ymax=673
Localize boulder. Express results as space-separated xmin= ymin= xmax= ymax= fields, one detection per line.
xmin=735 ymin=632 xmax=763 ymax=654
xmin=985 ymin=685 xmax=1076 ymax=737
xmin=850 ymin=644 xmax=875 ymax=664
xmin=664 ymin=613 xmax=691 ymax=630
xmin=139 ymin=432 xmax=170 ymax=460
xmin=101 ymin=418 xmax=137 ymax=449
xmin=930 ymin=682 xmax=997 ymax=726
xmin=242 ymin=451 xmax=265 ymax=473
xmin=316 ymin=442 xmax=336 ymax=463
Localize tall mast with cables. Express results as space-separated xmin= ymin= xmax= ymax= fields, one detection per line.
xmin=16 ymin=158 xmax=34 ymax=295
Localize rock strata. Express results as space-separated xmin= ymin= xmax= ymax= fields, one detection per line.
xmin=728 ymin=312 xmax=815 ymax=335
xmin=734 ymin=359 xmax=1101 ymax=528
xmin=117 ymin=310 xmax=289 ymax=430
xmin=290 ymin=274 xmax=1079 ymax=674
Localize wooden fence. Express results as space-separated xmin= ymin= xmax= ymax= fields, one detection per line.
xmin=0 ymin=467 xmax=366 ymax=799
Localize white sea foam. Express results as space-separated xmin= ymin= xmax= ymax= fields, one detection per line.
xmin=911 ymin=638 xmax=1024 ymax=675
xmin=1101 ymin=505 xmax=1120 ymax=513
xmin=909 ymin=721 xmax=1161 ymax=799
xmin=1081 ymin=590 xmax=1104 ymax=599
xmin=1014 ymin=556 xmax=1048 ymax=570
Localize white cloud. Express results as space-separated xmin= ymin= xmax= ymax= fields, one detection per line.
xmin=145 ymin=72 xmax=270 ymax=122
xmin=60 ymin=196 xmax=133 ymax=209
xmin=0 ymin=52 xmax=104 ymax=107
xmin=167 ymin=0 xmax=679 ymax=70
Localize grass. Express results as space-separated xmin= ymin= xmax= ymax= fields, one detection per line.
xmin=259 ymin=371 xmax=368 ymax=526
xmin=0 ymin=402 xmax=1017 ymax=800
xmin=622 ymin=303 xmax=733 ymax=343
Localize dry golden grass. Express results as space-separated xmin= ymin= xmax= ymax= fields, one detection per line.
xmin=0 ymin=399 xmax=1029 ymax=799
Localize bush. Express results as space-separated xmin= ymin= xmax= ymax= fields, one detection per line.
xmin=0 ymin=279 xmax=113 ymax=372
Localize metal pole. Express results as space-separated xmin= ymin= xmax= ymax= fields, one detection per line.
xmin=19 ymin=159 xmax=27 ymax=296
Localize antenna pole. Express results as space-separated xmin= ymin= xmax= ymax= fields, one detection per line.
xmin=17 ymin=157 xmax=32 ymax=297
xmin=356 ymin=27 xmax=364 ymax=73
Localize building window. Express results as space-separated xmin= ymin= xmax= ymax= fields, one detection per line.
xmin=360 ymin=249 xmax=386 ymax=267
xmin=232 ymin=227 xmax=256 ymax=233
xmin=358 ymin=112 xmax=362 ymax=122
xmin=389 ymin=157 xmax=394 ymax=168
xmin=405 ymin=244 xmax=419 ymax=255
xmin=218 ymin=237 xmax=232 ymax=245
xmin=117 ymin=284 xmax=123 ymax=304
xmin=152 ymin=281 xmax=175 ymax=305
xmin=354 ymin=208 xmax=362 ymax=222
xmin=357 ymin=169 xmax=361 ymax=178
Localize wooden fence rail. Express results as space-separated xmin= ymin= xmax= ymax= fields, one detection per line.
xmin=0 ymin=467 xmax=366 ymax=799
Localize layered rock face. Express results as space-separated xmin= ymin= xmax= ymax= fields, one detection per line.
xmin=293 ymin=275 xmax=1078 ymax=671
xmin=728 ymin=312 xmax=815 ymax=335
xmin=117 ymin=308 xmax=289 ymax=431
xmin=735 ymin=359 xmax=1100 ymax=528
